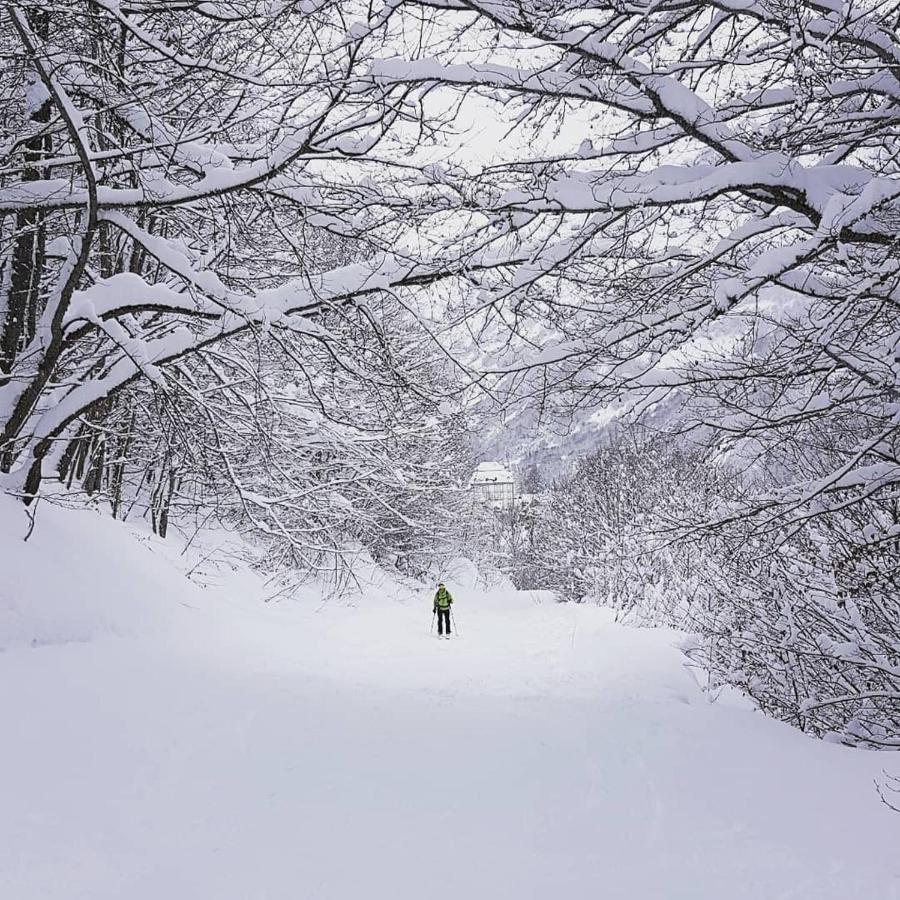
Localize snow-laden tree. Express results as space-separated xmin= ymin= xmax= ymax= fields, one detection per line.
xmin=90 ymin=299 xmax=476 ymax=582
xmin=690 ymin=491 xmax=900 ymax=747
xmin=513 ymin=428 xmax=900 ymax=745
xmin=3 ymin=0 xmax=899 ymax=740
xmin=363 ymin=0 xmax=900 ymax=742
xmin=511 ymin=434 xmax=726 ymax=612
xmin=0 ymin=1 xmax=514 ymax=501
xmin=369 ymin=0 xmax=900 ymax=531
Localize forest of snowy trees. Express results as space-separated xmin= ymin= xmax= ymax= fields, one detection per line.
xmin=505 ymin=433 xmax=900 ymax=746
xmin=1 ymin=0 xmax=899 ymax=746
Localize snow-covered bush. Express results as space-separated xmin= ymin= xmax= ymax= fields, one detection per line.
xmin=690 ymin=486 xmax=900 ymax=748
xmin=511 ymin=434 xmax=725 ymax=612
xmin=516 ymin=430 xmax=900 ymax=747
xmin=51 ymin=307 xmax=476 ymax=584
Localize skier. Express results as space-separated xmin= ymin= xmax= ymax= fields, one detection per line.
xmin=433 ymin=582 xmax=454 ymax=638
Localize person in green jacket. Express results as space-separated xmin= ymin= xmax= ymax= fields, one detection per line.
xmin=433 ymin=582 xmax=453 ymax=638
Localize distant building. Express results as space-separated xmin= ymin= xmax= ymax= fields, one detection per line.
xmin=470 ymin=461 xmax=516 ymax=507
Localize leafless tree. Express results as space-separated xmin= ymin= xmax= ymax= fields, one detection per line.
xmin=364 ymin=0 xmax=900 ymax=743
xmin=0 ymin=1 xmax=514 ymax=502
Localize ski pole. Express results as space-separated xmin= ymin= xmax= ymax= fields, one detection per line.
xmin=450 ymin=608 xmax=460 ymax=637
xmin=430 ymin=609 xmax=436 ymax=635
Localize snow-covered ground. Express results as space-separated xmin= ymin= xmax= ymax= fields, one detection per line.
xmin=2 ymin=498 xmax=899 ymax=900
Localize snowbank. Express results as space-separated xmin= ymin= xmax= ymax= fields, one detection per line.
xmin=2 ymin=497 xmax=898 ymax=900
xmin=0 ymin=496 xmax=207 ymax=650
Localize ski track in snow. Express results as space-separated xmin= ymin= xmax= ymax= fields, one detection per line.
xmin=1 ymin=500 xmax=899 ymax=900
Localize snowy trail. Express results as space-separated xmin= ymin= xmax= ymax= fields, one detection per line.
xmin=2 ymin=504 xmax=900 ymax=899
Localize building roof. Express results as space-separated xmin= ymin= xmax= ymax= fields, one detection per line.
xmin=470 ymin=461 xmax=515 ymax=486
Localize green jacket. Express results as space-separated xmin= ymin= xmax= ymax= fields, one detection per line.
xmin=433 ymin=587 xmax=453 ymax=610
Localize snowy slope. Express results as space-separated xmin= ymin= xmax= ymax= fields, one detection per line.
xmin=1 ymin=497 xmax=899 ymax=900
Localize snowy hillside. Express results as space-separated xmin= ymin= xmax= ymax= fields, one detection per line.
xmin=1 ymin=498 xmax=898 ymax=899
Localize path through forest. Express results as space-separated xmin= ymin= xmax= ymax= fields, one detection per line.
xmin=1 ymin=501 xmax=899 ymax=899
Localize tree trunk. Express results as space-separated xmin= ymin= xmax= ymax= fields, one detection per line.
xmin=0 ymin=11 xmax=51 ymax=378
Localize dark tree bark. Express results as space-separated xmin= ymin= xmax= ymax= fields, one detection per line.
xmin=0 ymin=10 xmax=50 ymax=378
